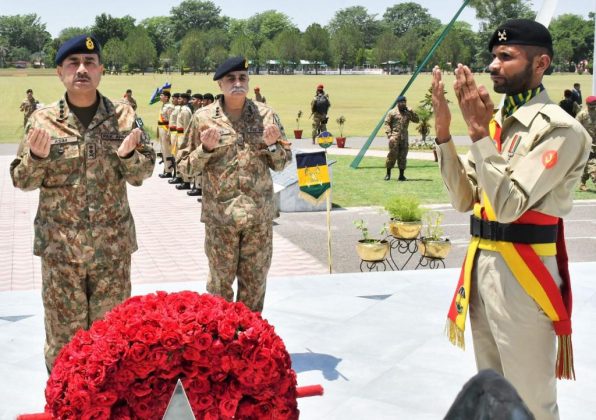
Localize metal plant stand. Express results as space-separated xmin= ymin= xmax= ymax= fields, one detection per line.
xmin=387 ymin=237 xmax=418 ymax=270
xmin=360 ymin=259 xmax=389 ymax=272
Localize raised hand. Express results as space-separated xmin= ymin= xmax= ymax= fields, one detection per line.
xmin=431 ymin=66 xmax=452 ymax=143
xmin=28 ymin=127 xmax=51 ymax=159
xmin=453 ymin=64 xmax=493 ymax=142
xmin=263 ymin=124 xmax=281 ymax=146
xmin=118 ymin=128 xmax=142 ymax=158
xmin=200 ymin=127 xmax=221 ymax=152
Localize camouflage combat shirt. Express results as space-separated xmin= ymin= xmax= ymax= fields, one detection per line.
xmin=10 ymin=93 xmax=156 ymax=262
xmin=576 ymin=108 xmax=596 ymax=152
xmin=178 ymin=98 xmax=292 ymax=227
xmin=384 ymin=107 xmax=420 ymax=141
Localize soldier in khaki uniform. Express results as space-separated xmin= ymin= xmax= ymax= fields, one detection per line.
xmin=577 ymin=96 xmax=596 ymax=191
xmin=174 ymin=93 xmax=193 ymax=190
xmin=168 ymin=93 xmax=183 ymax=184
xmin=158 ymin=90 xmax=176 ymax=178
xmin=19 ymin=88 xmax=39 ymax=128
xmin=178 ymin=57 xmax=291 ymax=312
xmin=9 ymin=35 xmax=155 ymax=370
xmin=432 ymin=20 xmax=591 ymax=420
xmin=383 ymin=95 xmax=419 ymax=181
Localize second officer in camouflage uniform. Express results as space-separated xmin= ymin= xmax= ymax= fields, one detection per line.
xmin=577 ymin=96 xmax=596 ymax=191
xmin=10 ymin=35 xmax=155 ymax=370
xmin=384 ymin=95 xmax=419 ymax=181
xmin=178 ymin=57 xmax=291 ymax=312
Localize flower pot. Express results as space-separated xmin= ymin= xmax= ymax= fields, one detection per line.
xmin=389 ymin=220 xmax=422 ymax=239
xmin=417 ymin=237 xmax=451 ymax=259
xmin=356 ymin=239 xmax=389 ymax=262
xmin=293 ymin=129 xmax=303 ymax=139
xmin=336 ymin=137 xmax=346 ymax=148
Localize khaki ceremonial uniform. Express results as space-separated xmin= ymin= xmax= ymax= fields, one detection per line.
xmin=10 ymin=94 xmax=155 ymax=369
xmin=576 ymin=108 xmax=596 ymax=189
xmin=176 ymin=105 xmax=193 ymax=183
xmin=384 ymin=107 xmax=419 ymax=170
xmin=178 ymin=99 xmax=291 ymax=312
xmin=169 ymin=105 xmax=181 ymax=175
xmin=436 ymin=90 xmax=591 ymax=420
xmin=158 ymin=102 xmax=175 ymax=174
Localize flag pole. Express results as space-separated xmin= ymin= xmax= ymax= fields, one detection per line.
xmin=350 ymin=0 xmax=471 ymax=169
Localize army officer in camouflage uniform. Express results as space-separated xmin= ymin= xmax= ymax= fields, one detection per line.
xmin=384 ymin=95 xmax=419 ymax=181
xmin=178 ymin=57 xmax=291 ymax=312
xmin=10 ymin=35 xmax=155 ymax=370
xmin=577 ymin=96 xmax=596 ymax=191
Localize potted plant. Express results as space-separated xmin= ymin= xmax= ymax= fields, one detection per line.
xmin=335 ymin=115 xmax=346 ymax=148
xmin=385 ymin=194 xmax=424 ymax=239
xmin=294 ymin=110 xmax=303 ymax=139
xmin=353 ymin=219 xmax=389 ymax=262
xmin=418 ymin=211 xmax=451 ymax=259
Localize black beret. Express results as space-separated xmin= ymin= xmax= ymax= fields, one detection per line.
xmin=203 ymin=93 xmax=214 ymax=101
xmin=397 ymin=95 xmax=407 ymax=102
xmin=55 ymin=35 xmax=101 ymax=65
xmin=192 ymin=93 xmax=203 ymax=99
xmin=213 ymin=56 xmax=248 ymax=80
xmin=488 ymin=19 xmax=553 ymax=55
xmin=180 ymin=93 xmax=191 ymax=100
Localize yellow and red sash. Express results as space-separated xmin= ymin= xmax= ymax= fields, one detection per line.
xmin=446 ymin=194 xmax=575 ymax=379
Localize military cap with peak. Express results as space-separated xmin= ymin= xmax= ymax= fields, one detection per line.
xmin=488 ymin=19 xmax=553 ymax=55
xmin=213 ymin=56 xmax=248 ymax=80
xmin=55 ymin=34 xmax=101 ymax=65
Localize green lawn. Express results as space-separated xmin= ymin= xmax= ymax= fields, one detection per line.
xmin=329 ymin=154 xmax=596 ymax=207
xmin=1 ymin=69 xmax=592 ymax=143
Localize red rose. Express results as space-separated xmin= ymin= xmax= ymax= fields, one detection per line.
xmin=81 ymin=406 xmax=111 ymax=420
xmin=127 ymin=342 xmax=150 ymax=363
xmin=219 ymin=396 xmax=239 ymax=418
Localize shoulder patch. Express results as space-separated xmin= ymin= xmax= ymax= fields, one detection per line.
xmin=542 ymin=150 xmax=558 ymax=169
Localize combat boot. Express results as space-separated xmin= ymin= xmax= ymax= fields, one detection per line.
xmin=168 ymin=177 xmax=183 ymax=184
xmin=398 ymin=169 xmax=407 ymax=181
xmin=384 ymin=168 xmax=391 ymax=181
xmin=158 ymin=172 xmax=172 ymax=178
xmin=176 ymin=182 xmax=191 ymax=190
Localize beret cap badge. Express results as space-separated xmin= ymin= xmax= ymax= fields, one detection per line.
xmin=498 ymin=30 xmax=507 ymax=41
xmin=86 ymin=37 xmax=94 ymax=50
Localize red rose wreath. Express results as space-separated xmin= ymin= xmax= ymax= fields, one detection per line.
xmin=45 ymin=292 xmax=303 ymax=419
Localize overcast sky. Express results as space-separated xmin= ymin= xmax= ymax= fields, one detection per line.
xmin=2 ymin=0 xmax=593 ymax=37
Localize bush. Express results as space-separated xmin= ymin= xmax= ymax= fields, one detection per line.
xmin=384 ymin=195 xmax=423 ymax=222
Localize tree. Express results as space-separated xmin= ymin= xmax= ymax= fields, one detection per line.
xmin=103 ymin=38 xmax=127 ymax=72
xmin=550 ymin=14 xmax=594 ymax=69
xmin=372 ymin=30 xmax=402 ymax=67
xmin=383 ymin=2 xmax=441 ymax=38
xmin=422 ymin=22 xmax=477 ymax=71
xmin=399 ymin=29 xmax=426 ymax=71
xmin=469 ymin=0 xmax=534 ymax=31
xmin=91 ymin=14 xmax=136 ymax=46
xmin=330 ymin=26 xmax=362 ymax=73
xmin=125 ymin=27 xmax=157 ymax=74
xmin=170 ymin=0 xmax=226 ymax=41
xmin=140 ymin=16 xmax=176 ymax=57
xmin=245 ymin=11 xmax=295 ymax=73
xmin=328 ymin=6 xmax=382 ymax=49
xmin=230 ymin=35 xmax=257 ymax=60
xmin=0 ymin=14 xmax=51 ymax=55
xmin=180 ymin=31 xmax=207 ymax=73
xmin=274 ymin=29 xmax=302 ymax=72
xmin=302 ymin=24 xmax=332 ymax=74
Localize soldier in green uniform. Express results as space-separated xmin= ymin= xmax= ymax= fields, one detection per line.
xmin=10 ymin=35 xmax=155 ymax=371
xmin=432 ymin=20 xmax=591 ymax=419
xmin=383 ymin=96 xmax=419 ymax=181
xmin=311 ymin=84 xmax=330 ymax=144
xmin=178 ymin=57 xmax=291 ymax=312
xmin=19 ymin=88 xmax=39 ymax=128
xmin=577 ymin=96 xmax=596 ymax=191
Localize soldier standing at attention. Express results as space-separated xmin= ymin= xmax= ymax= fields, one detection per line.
xmin=19 ymin=88 xmax=39 ymax=128
xmin=174 ymin=92 xmax=193 ymax=190
xmin=157 ymin=89 xmax=176 ymax=178
xmin=432 ymin=20 xmax=590 ymax=419
xmin=168 ymin=93 xmax=183 ymax=185
xmin=254 ymin=86 xmax=266 ymax=103
xmin=577 ymin=96 xmax=596 ymax=191
xmin=123 ymin=88 xmax=137 ymax=110
xmin=178 ymin=57 xmax=291 ymax=312
xmin=10 ymin=35 xmax=155 ymax=371
xmin=383 ymin=95 xmax=419 ymax=181
xmin=310 ymin=84 xmax=330 ymax=144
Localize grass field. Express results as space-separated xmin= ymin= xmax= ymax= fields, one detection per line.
xmin=328 ymin=154 xmax=596 ymax=207
xmin=0 ymin=68 xmax=593 ymax=143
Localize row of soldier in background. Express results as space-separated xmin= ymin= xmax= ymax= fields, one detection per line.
xmin=156 ymin=90 xmax=217 ymax=197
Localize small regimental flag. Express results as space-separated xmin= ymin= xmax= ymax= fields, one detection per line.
xmin=296 ymin=151 xmax=331 ymax=204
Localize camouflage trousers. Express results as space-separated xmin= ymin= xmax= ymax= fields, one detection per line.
xmin=42 ymin=255 xmax=131 ymax=370
xmin=159 ymin=127 xmax=173 ymax=174
xmin=205 ymin=222 xmax=273 ymax=312
xmin=580 ymin=156 xmax=596 ymax=185
xmin=312 ymin=114 xmax=328 ymax=141
xmin=386 ymin=137 xmax=409 ymax=170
